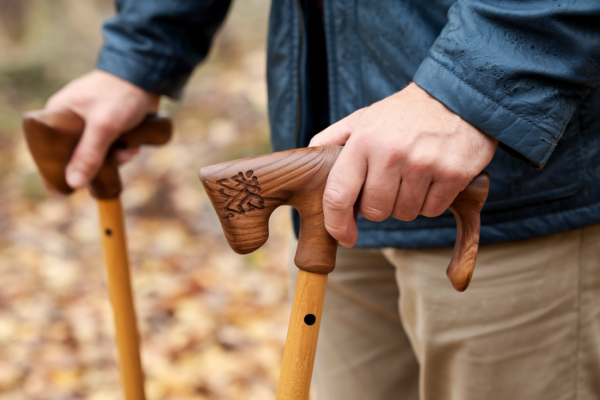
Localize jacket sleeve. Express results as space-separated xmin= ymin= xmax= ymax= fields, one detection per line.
xmin=413 ymin=0 xmax=600 ymax=168
xmin=97 ymin=0 xmax=232 ymax=98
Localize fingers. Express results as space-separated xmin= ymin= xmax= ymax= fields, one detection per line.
xmin=419 ymin=182 xmax=461 ymax=217
xmin=420 ymin=172 xmax=468 ymax=217
xmin=43 ymin=70 xmax=160 ymax=190
xmin=316 ymin=83 xmax=499 ymax=240
xmin=116 ymin=148 xmax=140 ymax=165
xmin=386 ymin=151 xmax=433 ymax=221
xmin=391 ymin=178 xmax=431 ymax=222
xmin=322 ymin=143 xmax=368 ymax=247
xmin=359 ymin=153 xmax=402 ymax=222
xmin=64 ymin=113 xmax=124 ymax=188
xmin=309 ymin=108 xmax=365 ymax=147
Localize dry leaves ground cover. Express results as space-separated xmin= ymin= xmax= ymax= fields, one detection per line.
xmin=0 ymin=1 xmax=295 ymax=399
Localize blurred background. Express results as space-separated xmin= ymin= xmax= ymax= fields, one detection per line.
xmin=0 ymin=0 xmax=297 ymax=399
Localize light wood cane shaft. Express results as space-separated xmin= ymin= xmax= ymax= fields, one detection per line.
xmin=199 ymin=147 xmax=491 ymax=399
xmin=97 ymin=198 xmax=146 ymax=400
xmin=277 ymin=270 xmax=328 ymax=400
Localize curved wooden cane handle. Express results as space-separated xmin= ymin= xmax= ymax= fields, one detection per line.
xmin=22 ymin=109 xmax=172 ymax=199
xmin=199 ymin=145 xmax=342 ymax=274
xmin=199 ymin=146 xmax=490 ymax=290
xmin=448 ymin=171 xmax=490 ymax=291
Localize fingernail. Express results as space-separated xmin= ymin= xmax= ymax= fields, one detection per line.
xmin=66 ymin=170 xmax=86 ymax=188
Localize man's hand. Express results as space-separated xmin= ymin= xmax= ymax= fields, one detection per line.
xmin=309 ymin=83 xmax=498 ymax=248
xmin=45 ymin=70 xmax=160 ymax=189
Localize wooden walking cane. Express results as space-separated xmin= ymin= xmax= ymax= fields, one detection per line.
xmin=199 ymin=146 xmax=490 ymax=399
xmin=22 ymin=110 xmax=172 ymax=400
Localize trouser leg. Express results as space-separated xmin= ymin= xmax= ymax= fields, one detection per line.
xmin=576 ymin=223 xmax=600 ymax=398
xmin=288 ymin=245 xmax=419 ymax=400
xmin=383 ymin=225 xmax=600 ymax=400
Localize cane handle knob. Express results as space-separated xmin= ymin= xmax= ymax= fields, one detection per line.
xmin=22 ymin=109 xmax=172 ymax=199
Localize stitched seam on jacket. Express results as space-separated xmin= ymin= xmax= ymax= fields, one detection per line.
xmin=538 ymin=137 xmax=558 ymax=166
xmin=100 ymin=46 xmax=179 ymax=75
xmin=538 ymin=146 xmax=552 ymax=167
xmin=540 ymin=137 xmax=557 ymax=146
xmin=427 ymin=56 xmax=558 ymax=141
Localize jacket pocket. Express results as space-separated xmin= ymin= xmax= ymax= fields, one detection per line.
xmin=483 ymin=112 xmax=584 ymax=212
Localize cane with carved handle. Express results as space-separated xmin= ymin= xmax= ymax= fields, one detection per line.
xmin=199 ymin=146 xmax=490 ymax=399
xmin=23 ymin=110 xmax=172 ymax=400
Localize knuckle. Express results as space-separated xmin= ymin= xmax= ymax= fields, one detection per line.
xmin=392 ymin=209 xmax=419 ymax=222
xmin=325 ymin=225 xmax=351 ymax=245
xmin=45 ymin=90 xmax=74 ymax=109
xmin=349 ymin=132 xmax=370 ymax=149
xmin=439 ymin=165 xmax=470 ymax=184
xmin=323 ymin=186 xmax=351 ymax=213
xmin=412 ymin=156 xmax=435 ymax=174
xmin=74 ymin=150 xmax=102 ymax=173
xmin=360 ymin=206 xmax=390 ymax=222
xmin=93 ymin=118 xmax=121 ymax=135
xmin=383 ymin=147 xmax=407 ymax=168
xmin=323 ymin=223 xmax=344 ymax=239
xmin=420 ymin=205 xmax=446 ymax=218
xmin=45 ymin=94 xmax=61 ymax=109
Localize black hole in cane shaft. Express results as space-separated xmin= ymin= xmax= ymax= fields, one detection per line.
xmin=304 ymin=314 xmax=316 ymax=326
xmin=105 ymin=229 xmax=112 ymax=236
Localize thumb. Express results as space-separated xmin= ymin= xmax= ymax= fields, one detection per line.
xmin=309 ymin=107 xmax=365 ymax=147
xmin=65 ymin=113 xmax=130 ymax=189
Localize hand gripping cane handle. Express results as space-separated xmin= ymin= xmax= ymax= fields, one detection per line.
xmin=199 ymin=146 xmax=490 ymax=290
xmin=22 ymin=110 xmax=172 ymax=400
xmin=22 ymin=109 xmax=172 ymax=199
xmin=199 ymin=146 xmax=490 ymax=399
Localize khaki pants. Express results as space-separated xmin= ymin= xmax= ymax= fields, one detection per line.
xmin=288 ymin=224 xmax=600 ymax=400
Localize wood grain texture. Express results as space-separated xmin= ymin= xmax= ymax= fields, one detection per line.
xmin=276 ymin=270 xmax=327 ymax=400
xmin=199 ymin=145 xmax=343 ymax=274
xmin=22 ymin=109 xmax=172 ymax=199
xmin=199 ymin=145 xmax=489 ymax=289
xmin=21 ymin=109 xmax=169 ymax=400
xmin=200 ymin=147 xmax=491 ymax=399
xmin=98 ymin=199 xmax=146 ymax=400
xmin=447 ymin=171 xmax=490 ymax=291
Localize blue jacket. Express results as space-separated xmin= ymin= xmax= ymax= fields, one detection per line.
xmin=98 ymin=0 xmax=600 ymax=249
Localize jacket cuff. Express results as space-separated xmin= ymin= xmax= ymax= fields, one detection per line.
xmin=414 ymin=56 xmax=557 ymax=169
xmin=97 ymin=46 xmax=194 ymax=99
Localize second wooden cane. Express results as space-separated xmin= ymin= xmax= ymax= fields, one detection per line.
xmin=23 ymin=111 xmax=172 ymax=400
xmin=98 ymin=198 xmax=145 ymax=400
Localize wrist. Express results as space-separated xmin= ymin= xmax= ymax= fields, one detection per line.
xmin=408 ymin=82 xmax=499 ymax=148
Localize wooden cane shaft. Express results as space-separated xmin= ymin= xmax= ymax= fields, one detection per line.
xmin=97 ymin=198 xmax=146 ymax=400
xmin=277 ymin=270 xmax=328 ymax=400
